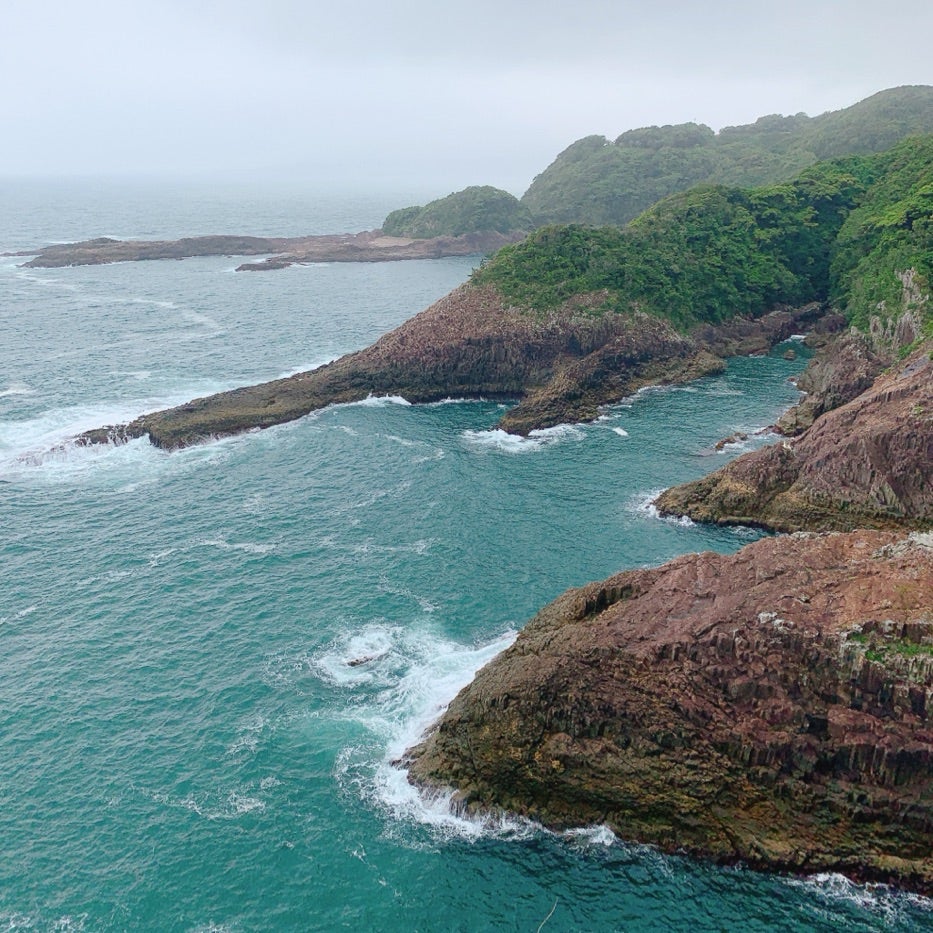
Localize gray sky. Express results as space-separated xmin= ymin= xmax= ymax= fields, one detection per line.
xmin=4 ymin=0 xmax=931 ymax=193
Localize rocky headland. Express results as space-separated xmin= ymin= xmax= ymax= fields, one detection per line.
xmin=406 ymin=530 xmax=933 ymax=892
xmin=78 ymin=286 xmax=824 ymax=450
xmin=8 ymin=229 xmax=522 ymax=271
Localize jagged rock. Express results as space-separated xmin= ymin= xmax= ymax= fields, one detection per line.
xmin=78 ymin=286 xmax=827 ymax=450
xmin=405 ymin=531 xmax=933 ymax=893
xmin=773 ymin=331 xmax=886 ymax=436
xmin=655 ymin=340 xmax=933 ymax=532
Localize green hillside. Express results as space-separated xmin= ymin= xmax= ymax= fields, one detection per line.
xmin=382 ymin=186 xmax=533 ymax=238
xmin=521 ymin=86 xmax=933 ymax=226
xmin=473 ymin=137 xmax=933 ymax=338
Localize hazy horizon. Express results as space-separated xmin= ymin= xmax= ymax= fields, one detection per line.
xmin=5 ymin=1 xmax=933 ymax=197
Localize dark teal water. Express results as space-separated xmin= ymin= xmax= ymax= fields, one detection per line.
xmin=1 ymin=181 xmax=930 ymax=931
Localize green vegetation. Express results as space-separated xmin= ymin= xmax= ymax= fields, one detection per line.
xmin=473 ymin=137 xmax=933 ymax=334
xmin=382 ymin=186 xmax=532 ymax=238
xmin=865 ymin=641 xmax=933 ymax=662
xmin=847 ymin=630 xmax=933 ymax=663
xmin=830 ymin=137 xmax=933 ymax=331
xmin=521 ymin=86 xmax=933 ymax=227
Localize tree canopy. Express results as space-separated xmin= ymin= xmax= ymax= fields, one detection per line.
xmin=474 ymin=138 xmax=933 ymax=337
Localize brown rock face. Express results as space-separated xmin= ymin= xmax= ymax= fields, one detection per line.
xmin=773 ymin=331 xmax=885 ymax=437
xmin=655 ymin=341 xmax=933 ymax=532
xmin=78 ymin=285 xmax=823 ymax=450
xmin=406 ymin=531 xmax=933 ymax=892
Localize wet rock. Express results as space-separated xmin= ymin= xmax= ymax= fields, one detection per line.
xmin=405 ymin=531 xmax=933 ymax=893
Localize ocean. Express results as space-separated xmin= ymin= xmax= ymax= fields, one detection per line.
xmin=1 ymin=178 xmax=929 ymax=932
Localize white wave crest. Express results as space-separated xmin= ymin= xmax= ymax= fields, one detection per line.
xmin=352 ymin=394 xmax=412 ymax=408
xmin=563 ymin=824 xmax=619 ymax=847
xmin=323 ymin=623 xmax=526 ymax=838
xmin=462 ymin=423 xmax=583 ymax=454
xmin=198 ymin=538 xmax=276 ymax=556
xmin=786 ymin=872 xmax=933 ymax=921
xmin=630 ymin=489 xmax=696 ymax=526
xmin=0 ymin=379 xmax=236 ymax=482
xmin=0 ymin=382 xmax=35 ymax=399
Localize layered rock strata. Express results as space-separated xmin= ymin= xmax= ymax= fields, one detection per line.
xmin=655 ymin=341 xmax=933 ymax=532
xmin=79 ymin=286 xmax=824 ymax=450
xmin=406 ymin=531 xmax=933 ymax=893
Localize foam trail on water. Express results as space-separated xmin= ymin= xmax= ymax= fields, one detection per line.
xmin=462 ymin=423 xmax=584 ymax=454
xmin=327 ymin=624 xmax=527 ymax=837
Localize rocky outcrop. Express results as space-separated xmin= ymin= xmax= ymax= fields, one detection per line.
xmin=78 ymin=287 xmax=825 ymax=450
xmin=406 ymin=530 xmax=933 ymax=893
xmin=10 ymin=230 xmax=523 ymax=270
xmin=655 ymin=341 xmax=933 ymax=532
xmin=773 ymin=331 xmax=885 ymax=436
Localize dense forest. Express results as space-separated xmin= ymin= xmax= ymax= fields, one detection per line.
xmin=384 ymin=86 xmax=933 ymax=237
xmin=473 ymin=137 xmax=933 ymax=340
xmin=522 ymin=85 xmax=933 ymax=226
xmin=382 ymin=186 xmax=532 ymax=237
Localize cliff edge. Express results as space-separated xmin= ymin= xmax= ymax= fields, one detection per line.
xmin=406 ymin=530 xmax=933 ymax=892
xmin=655 ymin=340 xmax=933 ymax=532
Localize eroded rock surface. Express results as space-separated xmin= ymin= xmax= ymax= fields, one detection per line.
xmin=406 ymin=531 xmax=933 ymax=892
xmin=79 ymin=286 xmax=824 ymax=450
xmin=773 ymin=331 xmax=886 ymax=437
xmin=655 ymin=341 xmax=933 ymax=532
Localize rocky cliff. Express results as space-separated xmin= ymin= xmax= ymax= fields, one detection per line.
xmin=406 ymin=530 xmax=933 ymax=893
xmin=654 ymin=340 xmax=933 ymax=532
xmin=79 ymin=287 xmax=822 ymax=450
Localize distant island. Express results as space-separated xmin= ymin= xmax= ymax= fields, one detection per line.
xmin=8 ymin=228 xmax=523 ymax=271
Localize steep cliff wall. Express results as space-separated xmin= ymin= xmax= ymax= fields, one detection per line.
xmin=407 ymin=531 xmax=933 ymax=892
xmin=655 ymin=341 xmax=933 ymax=532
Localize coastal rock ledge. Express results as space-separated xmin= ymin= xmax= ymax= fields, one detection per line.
xmin=654 ymin=340 xmax=933 ymax=532
xmin=406 ymin=531 xmax=933 ymax=893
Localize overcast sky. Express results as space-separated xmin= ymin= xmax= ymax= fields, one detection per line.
xmin=3 ymin=0 xmax=931 ymax=193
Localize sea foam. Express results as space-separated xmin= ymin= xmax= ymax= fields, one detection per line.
xmin=461 ymin=423 xmax=584 ymax=454
xmin=631 ymin=489 xmax=696 ymax=527
xmin=325 ymin=623 xmax=527 ymax=838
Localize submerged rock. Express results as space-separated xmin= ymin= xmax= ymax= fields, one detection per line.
xmin=405 ymin=531 xmax=933 ymax=893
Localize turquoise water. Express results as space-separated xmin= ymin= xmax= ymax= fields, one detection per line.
xmin=1 ymin=181 xmax=930 ymax=931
